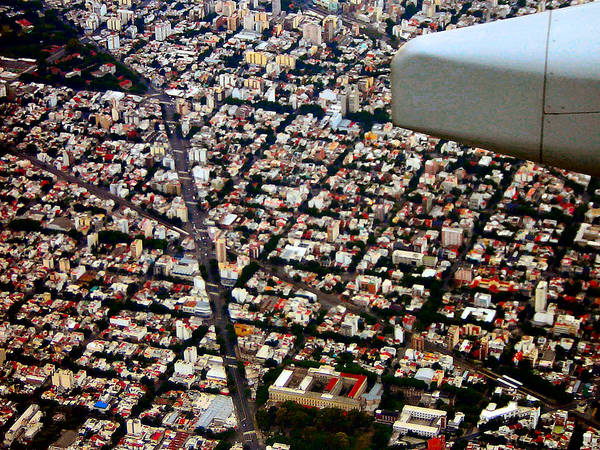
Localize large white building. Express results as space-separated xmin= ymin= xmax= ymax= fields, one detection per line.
xmin=479 ymin=401 xmax=540 ymax=428
xmin=393 ymin=405 xmax=447 ymax=437
xmin=269 ymin=365 xmax=368 ymax=411
xmin=4 ymin=404 xmax=43 ymax=446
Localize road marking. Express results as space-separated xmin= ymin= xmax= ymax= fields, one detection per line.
xmin=207 ymin=283 xmax=219 ymax=287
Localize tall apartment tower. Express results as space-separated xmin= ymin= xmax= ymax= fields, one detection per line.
xmin=411 ymin=334 xmax=424 ymax=352
xmin=535 ymin=280 xmax=548 ymax=313
xmin=323 ymin=15 xmax=336 ymax=43
xmin=480 ymin=336 xmax=489 ymax=360
xmin=155 ymin=21 xmax=171 ymax=41
xmin=347 ymin=86 xmax=360 ymax=113
xmin=216 ymin=237 xmax=227 ymax=263
xmin=446 ymin=325 xmax=460 ymax=350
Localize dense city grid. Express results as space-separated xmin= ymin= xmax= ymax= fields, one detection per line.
xmin=0 ymin=0 xmax=598 ymax=448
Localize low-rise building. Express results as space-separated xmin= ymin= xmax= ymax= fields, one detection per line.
xmin=268 ymin=365 xmax=367 ymax=411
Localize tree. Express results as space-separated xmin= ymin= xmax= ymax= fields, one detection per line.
xmin=98 ymin=230 xmax=131 ymax=245
xmin=8 ymin=218 xmax=41 ymax=231
xmin=385 ymin=18 xmax=395 ymax=37
xmin=214 ymin=441 xmax=232 ymax=450
xmin=333 ymin=432 xmax=350 ymax=449
xmin=66 ymin=38 xmax=79 ymax=51
xmin=298 ymin=103 xmax=325 ymax=119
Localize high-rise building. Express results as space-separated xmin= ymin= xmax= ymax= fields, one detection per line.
xmin=175 ymin=98 xmax=190 ymax=115
xmin=422 ymin=192 xmax=434 ymax=212
xmin=92 ymin=1 xmax=108 ymax=17
xmin=117 ymin=8 xmax=134 ymax=24
xmin=347 ymin=86 xmax=360 ymax=113
xmin=446 ymin=325 xmax=460 ymax=350
xmin=327 ymin=220 xmax=339 ymax=242
xmin=107 ymin=33 xmax=120 ymax=51
xmin=155 ymin=21 xmax=171 ymax=41
xmin=52 ymin=369 xmax=74 ymax=390
xmin=245 ymin=51 xmax=270 ymax=66
xmin=411 ymin=334 xmax=424 ymax=352
xmin=222 ymin=0 xmax=237 ymax=16
xmin=118 ymin=218 xmax=129 ymax=234
xmin=206 ymin=92 xmax=215 ymax=110
xmin=302 ymin=22 xmax=322 ymax=46
xmin=276 ymin=54 xmax=296 ymax=69
xmin=480 ymin=336 xmax=489 ymax=360
xmin=249 ymin=243 xmax=261 ymax=259
xmin=441 ymin=227 xmax=463 ymax=247
xmin=243 ymin=13 xmax=255 ymax=31
xmin=425 ymin=159 xmax=439 ymax=175
xmin=58 ymin=258 xmax=70 ymax=273
xmin=227 ymin=13 xmax=238 ymax=31
xmin=535 ymin=280 xmax=548 ymax=312
xmin=176 ymin=320 xmax=192 ymax=340
xmin=126 ymin=419 xmax=142 ymax=435
xmin=375 ymin=204 xmax=386 ymax=221
xmin=422 ymin=0 xmax=435 ymax=18
xmin=323 ymin=15 xmax=336 ymax=43
xmin=184 ymin=346 xmax=198 ymax=363
xmin=338 ymin=93 xmax=347 ymax=116
xmin=216 ymin=237 xmax=227 ymax=263
xmin=106 ymin=16 xmax=122 ymax=31
xmin=272 ymin=0 xmax=281 ymax=16
xmin=131 ymin=239 xmax=143 ymax=258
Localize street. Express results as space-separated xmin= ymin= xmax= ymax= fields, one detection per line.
xmin=160 ymin=97 xmax=261 ymax=449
